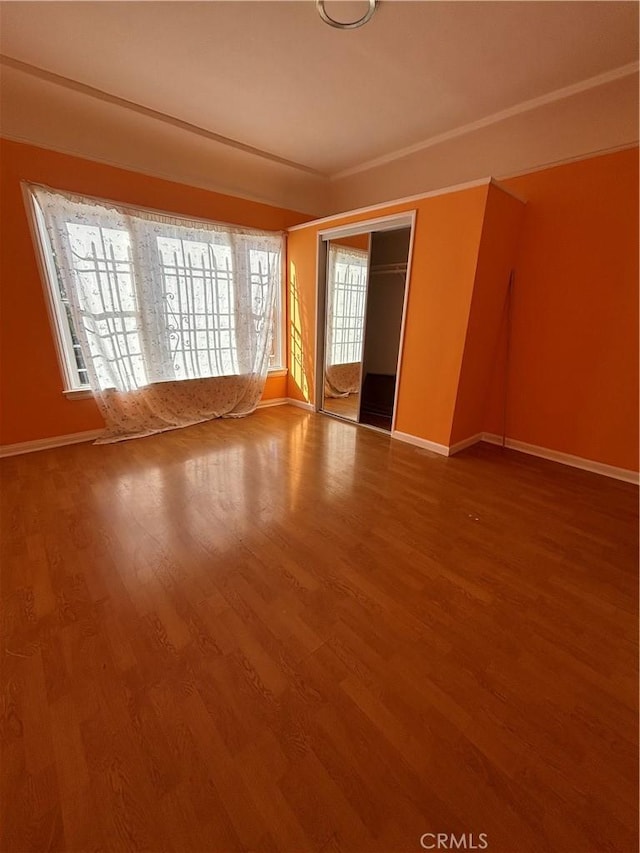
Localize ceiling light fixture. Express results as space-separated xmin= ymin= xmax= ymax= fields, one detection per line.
xmin=316 ymin=0 xmax=378 ymax=30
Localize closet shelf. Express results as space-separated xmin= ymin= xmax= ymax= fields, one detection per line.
xmin=370 ymin=262 xmax=407 ymax=275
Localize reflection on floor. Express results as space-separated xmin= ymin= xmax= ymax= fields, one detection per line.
xmin=1 ymin=406 xmax=636 ymax=852
xmin=323 ymin=393 xmax=359 ymax=421
xmin=359 ymin=410 xmax=392 ymax=431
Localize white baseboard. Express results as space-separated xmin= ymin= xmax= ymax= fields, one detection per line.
xmin=480 ymin=433 xmax=639 ymax=484
xmin=1 ymin=399 xmax=292 ymax=458
xmin=480 ymin=433 xmax=506 ymax=447
xmin=391 ymin=427 xmax=638 ymax=483
xmin=0 ymin=429 xmax=104 ymax=458
xmin=285 ymin=398 xmax=315 ymax=412
xmin=448 ymin=432 xmax=484 ymax=455
xmin=391 ymin=430 xmax=450 ymax=456
xmin=4 ymin=412 xmax=634 ymax=484
xmin=256 ymin=397 xmax=288 ymax=409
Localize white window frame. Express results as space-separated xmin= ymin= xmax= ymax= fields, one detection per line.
xmin=22 ymin=183 xmax=287 ymax=397
xmin=327 ymin=245 xmax=369 ymax=367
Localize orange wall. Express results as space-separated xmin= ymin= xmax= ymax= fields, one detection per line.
xmin=4 ymin=139 xmax=636 ymax=470
xmin=394 ymin=187 xmax=487 ymax=444
xmin=0 ymin=139 xmax=309 ymax=445
xmin=332 ymin=234 xmax=370 ymax=251
xmin=287 ymin=185 xmax=489 ymax=445
xmin=450 ymin=183 xmax=525 ymax=444
xmin=288 ymin=148 xmax=638 ymax=472
xmin=484 ymin=148 xmax=639 ymax=471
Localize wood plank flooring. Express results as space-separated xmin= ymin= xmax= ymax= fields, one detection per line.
xmin=322 ymin=394 xmax=359 ymax=421
xmin=1 ymin=406 xmax=637 ymax=852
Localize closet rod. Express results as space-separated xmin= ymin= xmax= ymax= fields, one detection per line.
xmin=370 ymin=263 xmax=407 ymax=274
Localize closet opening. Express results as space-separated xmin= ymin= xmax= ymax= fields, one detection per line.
xmin=315 ymin=212 xmax=415 ymax=434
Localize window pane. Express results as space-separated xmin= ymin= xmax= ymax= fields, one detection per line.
xmin=329 ymin=250 xmax=368 ymax=366
xmin=157 ymin=236 xmax=238 ymax=378
xmin=65 ymin=222 xmax=146 ymax=388
xmin=30 ymin=186 xmax=283 ymax=393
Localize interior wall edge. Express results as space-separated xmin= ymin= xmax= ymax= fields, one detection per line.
xmin=449 ymin=184 xmax=526 ymax=445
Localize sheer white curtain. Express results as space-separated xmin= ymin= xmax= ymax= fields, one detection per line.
xmin=325 ymin=245 xmax=368 ymax=397
xmin=32 ymin=186 xmax=282 ymax=443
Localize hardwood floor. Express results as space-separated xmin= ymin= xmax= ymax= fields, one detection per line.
xmin=1 ymin=406 xmax=637 ymax=853
xmin=322 ymin=394 xmax=359 ymax=422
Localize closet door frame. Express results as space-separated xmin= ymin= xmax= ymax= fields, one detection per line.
xmin=315 ymin=210 xmax=416 ymax=431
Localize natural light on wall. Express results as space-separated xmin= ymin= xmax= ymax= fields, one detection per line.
xmin=288 ymin=260 xmax=310 ymax=403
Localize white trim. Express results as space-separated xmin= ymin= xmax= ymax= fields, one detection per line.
xmin=314 ymin=235 xmax=325 ymax=412
xmin=286 ymin=398 xmax=315 ymax=412
xmin=64 ymin=388 xmax=94 ymax=400
xmin=0 ymin=429 xmax=104 ymax=458
xmin=318 ymin=211 xmax=415 ymax=240
xmin=489 ymin=178 xmax=528 ymax=205
xmin=355 ymin=234 xmax=373 ymax=424
xmin=331 ymin=62 xmax=640 ymax=180
xmin=5 ymin=54 xmax=636 ymax=190
xmin=63 ymin=370 xmax=287 ymax=400
xmin=4 ymin=132 xmax=319 ymax=216
xmin=496 ymin=142 xmax=638 ymax=184
xmin=481 ymin=433 xmax=639 ymax=484
xmin=22 ymin=184 xmax=86 ymax=392
xmin=390 ymin=212 xmax=416 ymax=433
xmin=481 ymin=433 xmax=510 ymax=448
xmin=448 ymin=433 xmax=484 ymax=455
xmin=288 ymin=178 xmax=491 ymax=233
xmin=314 ymin=211 xmax=416 ymax=429
xmin=0 ymin=56 xmax=325 ymax=179
xmin=390 ymin=428 xmax=638 ymax=483
xmin=391 ymin=430 xmax=450 ymax=457
xmin=271 ymin=249 xmax=287 ymax=372
xmin=0 ymin=399 xmax=291 ymax=457
xmin=256 ymin=397 xmax=287 ymax=409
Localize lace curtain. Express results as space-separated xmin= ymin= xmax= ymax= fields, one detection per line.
xmin=32 ymin=186 xmax=282 ymax=443
xmin=325 ymin=245 xmax=368 ymax=397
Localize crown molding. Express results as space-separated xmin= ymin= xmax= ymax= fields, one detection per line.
xmin=495 ymin=141 xmax=638 ymax=183
xmin=331 ymin=61 xmax=640 ymax=180
xmin=2 ymin=52 xmax=636 ymax=194
xmin=0 ymin=132 xmax=319 ymax=216
xmin=288 ymin=177 xmax=491 ymax=232
xmin=0 ymin=53 xmax=327 ymax=179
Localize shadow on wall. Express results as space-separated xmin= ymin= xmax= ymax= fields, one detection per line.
xmin=289 ymin=261 xmax=313 ymax=403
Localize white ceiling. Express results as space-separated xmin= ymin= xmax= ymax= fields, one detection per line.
xmin=0 ymin=1 xmax=637 ymax=177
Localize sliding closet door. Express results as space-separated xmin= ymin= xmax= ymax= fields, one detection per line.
xmin=321 ymin=234 xmax=371 ymax=423
xmin=359 ymin=228 xmax=411 ymax=430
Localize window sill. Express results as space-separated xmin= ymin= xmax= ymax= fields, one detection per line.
xmin=64 ymin=369 xmax=288 ymax=399
xmin=64 ymin=388 xmax=94 ymax=400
